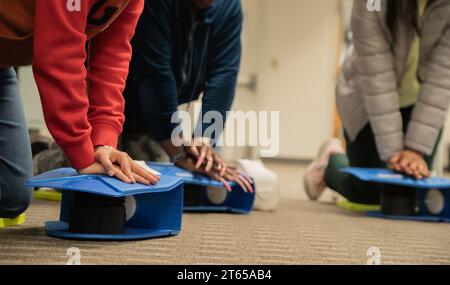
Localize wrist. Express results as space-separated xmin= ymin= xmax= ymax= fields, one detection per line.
xmin=405 ymin=148 xmax=424 ymax=157
xmin=62 ymin=140 xmax=95 ymax=170
xmin=95 ymin=145 xmax=115 ymax=150
xmin=192 ymin=136 xmax=211 ymax=146
xmin=170 ymin=151 xmax=188 ymax=164
xmin=94 ymin=145 xmax=116 ymax=155
xmin=159 ymin=139 xmax=185 ymax=157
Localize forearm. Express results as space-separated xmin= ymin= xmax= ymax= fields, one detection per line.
xmin=87 ymin=0 xmax=144 ymax=148
xmin=200 ymin=0 xmax=242 ymax=140
xmin=135 ymin=75 xmax=180 ymax=141
xmin=130 ymin=0 xmax=180 ymax=142
xmin=405 ymin=28 xmax=450 ymax=156
xmin=199 ymin=72 xmax=238 ymax=139
xmin=352 ymin=0 xmax=402 ymax=161
xmin=32 ymin=0 xmax=94 ymax=169
xmin=159 ymin=139 xmax=184 ymax=158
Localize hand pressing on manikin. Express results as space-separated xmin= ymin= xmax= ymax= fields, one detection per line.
xmin=184 ymin=137 xmax=225 ymax=172
xmin=160 ymin=137 xmax=253 ymax=193
xmin=78 ymin=146 xmax=160 ymax=185
xmin=175 ymin=154 xmax=253 ymax=193
xmin=185 ymin=138 xmax=253 ymax=193
xmin=388 ymin=149 xmax=430 ymax=179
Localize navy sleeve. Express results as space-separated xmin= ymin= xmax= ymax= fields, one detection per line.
xmin=132 ymin=0 xmax=179 ymax=141
xmin=198 ymin=0 xmax=243 ymax=141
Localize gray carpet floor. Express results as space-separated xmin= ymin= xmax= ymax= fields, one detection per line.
xmin=1 ymin=198 xmax=450 ymax=265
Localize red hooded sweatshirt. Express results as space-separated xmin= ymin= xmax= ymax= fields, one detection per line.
xmin=0 ymin=0 xmax=143 ymax=169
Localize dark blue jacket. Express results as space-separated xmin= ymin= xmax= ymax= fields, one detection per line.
xmin=124 ymin=0 xmax=243 ymax=141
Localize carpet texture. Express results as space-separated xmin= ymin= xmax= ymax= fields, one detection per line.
xmin=1 ymin=199 xmax=450 ymax=265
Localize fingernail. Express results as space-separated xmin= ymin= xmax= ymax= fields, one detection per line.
xmin=108 ymin=171 xmax=114 ymax=176
xmin=224 ymin=182 xmax=231 ymax=192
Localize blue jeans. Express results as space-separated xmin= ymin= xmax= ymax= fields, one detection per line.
xmin=0 ymin=68 xmax=32 ymax=218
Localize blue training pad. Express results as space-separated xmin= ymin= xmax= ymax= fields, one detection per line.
xmin=342 ymin=167 xmax=450 ymax=224
xmin=25 ymin=168 xmax=183 ymax=197
xmin=183 ymin=205 xmax=251 ymax=214
xmin=26 ymin=163 xmax=254 ymax=217
xmin=45 ymin=221 xmax=180 ymax=241
xmin=148 ymin=162 xmax=255 ymax=214
xmin=342 ymin=167 xmax=450 ymax=189
xmin=147 ymin=162 xmax=238 ymax=187
xmin=26 ymin=167 xmax=184 ymax=241
xmin=367 ymin=211 xmax=450 ymax=223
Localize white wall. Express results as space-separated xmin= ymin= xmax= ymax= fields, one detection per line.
xmin=231 ymin=0 xmax=341 ymax=160
xmin=18 ymin=66 xmax=45 ymax=131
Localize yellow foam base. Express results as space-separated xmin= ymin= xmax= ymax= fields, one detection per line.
xmin=34 ymin=189 xmax=62 ymax=202
xmin=0 ymin=213 xmax=26 ymax=228
xmin=337 ymin=200 xmax=380 ymax=213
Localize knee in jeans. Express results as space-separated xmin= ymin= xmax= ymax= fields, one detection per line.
xmin=0 ymin=179 xmax=32 ymax=219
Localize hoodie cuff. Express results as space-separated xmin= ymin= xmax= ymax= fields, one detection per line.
xmin=91 ymin=122 xmax=121 ymax=149
xmin=374 ymin=132 xmax=404 ymax=161
xmin=405 ymin=121 xmax=439 ymax=156
xmin=62 ymin=139 xmax=95 ymax=170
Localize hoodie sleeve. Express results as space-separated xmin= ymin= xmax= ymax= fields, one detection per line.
xmin=405 ymin=26 xmax=450 ymax=156
xmin=130 ymin=0 xmax=179 ymax=142
xmin=87 ymin=0 xmax=144 ymax=149
xmin=198 ymin=0 xmax=243 ymax=141
xmin=32 ymin=0 xmax=93 ymax=170
xmin=32 ymin=0 xmax=143 ymax=170
xmin=351 ymin=0 xmax=403 ymax=161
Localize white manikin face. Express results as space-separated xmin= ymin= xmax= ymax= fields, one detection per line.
xmin=425 ymin=189 xmax=445 ymax=215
